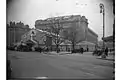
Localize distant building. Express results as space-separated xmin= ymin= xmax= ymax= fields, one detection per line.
xmin=21 ymin=28 xmax=55 ymax=49
xmin=102 ymin=35 xmax=114 ymax=42
xmin=102 ymin=35 xmax=114 ymax=49
xmin=20 ymin=15 xmax=98 ymax=51
xmin=7 ymin=22 xmax=31 ymax=46
xmin=35 ymin=15 xmax=98 ymax=51
xmin=35 ymin=15 xmax=98 ymax=44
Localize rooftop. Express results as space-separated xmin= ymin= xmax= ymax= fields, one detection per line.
xmin=35 ymin=15 xmax=88 ymax=25
xmin=88 ymin=28 xmax=98 ymax=37
xmin=102 ymin=35 xmax=114 ymax=42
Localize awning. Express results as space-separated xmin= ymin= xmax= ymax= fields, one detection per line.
xmin=102 ymin=36 xmax=114 ymax=42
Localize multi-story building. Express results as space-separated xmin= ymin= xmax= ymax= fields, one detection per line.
xmin=35 ymin=15 xmax=86 ymax=41
xmin=35 ymin=15 xmax=98 ymax=51
xmin=20 ymin=15 xmax=98 ymax=51
xmin=102 ymin=35 xmax=114 ymax=49
xmin=7 ymin=22 xmax=31 ymax=46
xmin=35 ymin=15 xmax=98 ymax=43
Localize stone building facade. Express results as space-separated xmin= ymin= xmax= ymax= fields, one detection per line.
xmin=7 ymin=22 xmax=31 ymax=46
xmin=34 ymin=15 xmax=98 ymax=51
xmin=35 ymin=15 xmax=98 ymax=44
xmin=20 ymin=15 xmax=98 ymax=51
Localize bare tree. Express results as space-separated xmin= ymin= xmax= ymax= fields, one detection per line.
xmin=62 ymin=26 xmax=82 ymax=53
xmin=49 ymin=18 xmax=64 ymax=53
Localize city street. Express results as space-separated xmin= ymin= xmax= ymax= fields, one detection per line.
xmin=7 ymin=50 xmax=114 ymax=79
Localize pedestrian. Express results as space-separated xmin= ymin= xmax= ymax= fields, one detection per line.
xmin=46 ymin=47 xmax=49 ymax=52
xmin=100 ymin=47 xmax=106 ymax=58
xmin=105 ymin=47 xmax=108 ymax=56
xmin=101 ymin=48 xmax=105 ymax=55
xmin=39 ymin=47 xmax=42 ymax=53
xmin=80 ymin=47 xmax=84 ymax=54
xmin=87 ymin=47 xmax=89 ymax=52
xmin=94 ymin=48 xmax=98 ymax=56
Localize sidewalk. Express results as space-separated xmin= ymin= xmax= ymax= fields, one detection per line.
xmin=97 ymin=55 xmax=115 ymax=61
xmin=44 ymin=51 xmax=115 ymax=60
xmin=106 ymin=55 xmax=115 ymax=60
xmin=47 ymin=51 xmax=71 ymax=55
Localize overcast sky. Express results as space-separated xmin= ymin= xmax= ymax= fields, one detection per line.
xmin=7 ymin=0 xmax=114 ymax=40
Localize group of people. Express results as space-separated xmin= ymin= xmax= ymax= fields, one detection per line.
xmin=93 ymin=47 xmax=109 ymax=57
xmin=104 ymin=47 xmax=109 ymax=56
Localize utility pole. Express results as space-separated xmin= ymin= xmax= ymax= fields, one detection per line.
xmin=100 ymin=3 xmax=105 ymax=48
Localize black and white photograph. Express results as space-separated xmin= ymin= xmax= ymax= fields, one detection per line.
xmin=6 ymin=0 xmax=115 ymax=79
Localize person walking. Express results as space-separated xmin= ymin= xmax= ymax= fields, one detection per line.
xmin=80 ymin=47 xmax=84 ymax=54
xmin=105 ymin=47 xmax=108 ymax=56
xmin=39 ymin=47 xmax=42 ymax=53
xmin=87 ymin=47 xmax=89 ymax=52
xmin=101 ymin=48 xmax=106 ymax=58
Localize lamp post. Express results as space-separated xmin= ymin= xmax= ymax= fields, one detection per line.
xmin=99 ymin=3 xmax=105 ymax=48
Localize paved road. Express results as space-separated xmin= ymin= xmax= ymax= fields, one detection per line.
xmin=7 ymin=51 xmax=114 ymax=79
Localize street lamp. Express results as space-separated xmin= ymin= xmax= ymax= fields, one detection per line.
xmin=99 ymin=3 xmax=105 ymax=48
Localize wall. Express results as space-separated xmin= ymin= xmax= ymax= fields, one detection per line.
xmin=35 ymin=15 xmax=98 ymax=47
xmin=21 ymin=29 xmax=53 ymax=48
xmin=35 ymin=15 xmax=88 ymax=43
xmin=7 ymin=27 xmax=30 ymax=46
xmin=86 ymin=29 xmax=98 ymax=44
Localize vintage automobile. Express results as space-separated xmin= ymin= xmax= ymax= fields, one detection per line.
xmin=92 ymin=48 xmax=103 ymax=56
